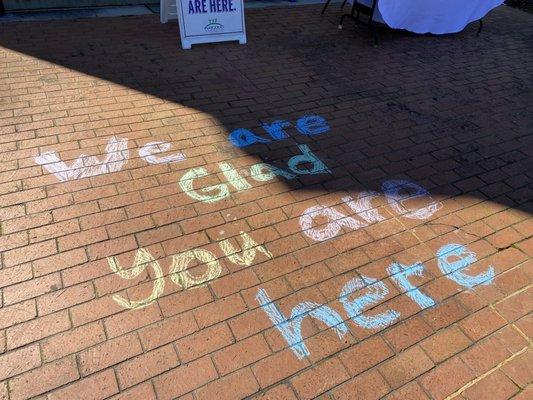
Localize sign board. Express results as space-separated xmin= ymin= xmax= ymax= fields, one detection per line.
xmin=175 ymin=0 xmax=247 ymax=49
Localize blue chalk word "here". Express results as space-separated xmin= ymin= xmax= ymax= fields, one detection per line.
xmin=256 ymin=243 xmax=495 ymax=359
xmin=188 ymin=0 xmax=236 ymax=14
xmin=229 ymin=115 xmax=330 ymax=148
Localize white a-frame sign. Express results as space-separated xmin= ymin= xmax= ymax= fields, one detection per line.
xmin=175 ymin=0 xmax=247 ymax=49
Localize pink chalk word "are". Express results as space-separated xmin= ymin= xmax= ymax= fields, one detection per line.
xmin=256 ymin=243 xmax=495 ymax=359
xmin=300 ymin=179 xmax=443 ymax=242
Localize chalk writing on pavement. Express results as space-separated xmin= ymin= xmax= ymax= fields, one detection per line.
xmin=257 ymin=243 xmax=495 ymax=359
xmin=110 ymin=232 xmax=272 ymax=310
xmin=300 ymin=180 xmax=442 ymax=242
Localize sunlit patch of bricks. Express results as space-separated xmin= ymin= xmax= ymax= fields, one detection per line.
xmin=0 ymin=4 xmax=532 ymax=400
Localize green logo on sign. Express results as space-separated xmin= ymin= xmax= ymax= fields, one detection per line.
xmin=205 ymin=18 xmax=224 ymax=32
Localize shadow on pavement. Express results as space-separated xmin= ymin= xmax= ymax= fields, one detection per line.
xmin=0 ymin=4 xmax=531 ymax=212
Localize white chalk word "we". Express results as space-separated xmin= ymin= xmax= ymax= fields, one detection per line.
xmin=34 ymin=137 xmax=185 ymax=182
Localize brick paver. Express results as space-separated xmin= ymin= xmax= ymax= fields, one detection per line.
xmin=0 ymin=4 xmax=532 ymax=400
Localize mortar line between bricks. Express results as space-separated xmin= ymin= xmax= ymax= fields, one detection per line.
xmin=489 ymin=292 xmax=532 ymax=345
xmin=6 ymin=289 xmax=517 ymax=399
xmin=0 ymin=154 xmax=524 ymax=252
xmin=1 ymin=228 xmax=523 ymax=357
xmin=2 ymin=229 xmax=520 ymax=356
xmin=444 ymin=344 xmax=530 ymax=400
xmin=243 ymin=285 xmax=525 ymax=399
xmin=509 ymin=323 xmax=532 ymax=344
xmin=3 ymin=187 xmax=503 ymax=293
xmin=111 ymin=363 xmax=122 ymax=397
xmin=490 ymin=283 xmax=532 ymax=307
xmin=7 ymin=112 xmax=531 ymax=202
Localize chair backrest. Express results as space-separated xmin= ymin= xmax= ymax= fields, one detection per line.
xmin=160 ymin=0 xmax=178 ymax=23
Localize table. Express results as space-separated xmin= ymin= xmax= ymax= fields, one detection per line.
xmin=374 ymin=0 xmax=504 ymax=34
xmin=329 ymin=0 xmax=504 ymax=44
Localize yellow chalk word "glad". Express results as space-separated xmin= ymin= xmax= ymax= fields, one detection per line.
xmin=179 ymin=144 xmax=330 ymax=203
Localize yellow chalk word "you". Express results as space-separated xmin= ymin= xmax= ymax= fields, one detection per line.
xmin=108 ymin=232 xmax=272 ymax=310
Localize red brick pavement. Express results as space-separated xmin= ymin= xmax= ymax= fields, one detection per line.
xmin=0 ymin=4 xmax=532 ymax=400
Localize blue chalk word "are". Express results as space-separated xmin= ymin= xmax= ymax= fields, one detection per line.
xmin=256 ymin=243 xmax=495 ymax=359
xmin=188 ymin=0 xmax=236 ymax=14
xmin=229 ymin=115 xmax=330 ymax=148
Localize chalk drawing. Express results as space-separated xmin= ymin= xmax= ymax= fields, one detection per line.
xmin=179 ymin=167 xmax=231 ymax=203
xmin=257 ymin=242 xmax=496 ymax=359
xmin=287 ymin=145 xmax=331 ymax=175
xmin=339 ymin=275 xmax=400 ymax=329
xmin=388 ymin=262 xmax=436 ymax=309
xmin=229 ymin=128 xmax=271 ymax=148
xmin=109 ymin=232 xmax=272 ymax=309
xmin=261 ymin=120 xmax=291 ymax=140
xmin=219 ymin=162 xmax=253 ymax=191
xmin=300 ymin=179 xmax=440 ymax=242
xmin=296 ymin=115 xmax=330 ymax=136
xmin=107 ymin=248 xmax=165 ymax=310
xmin=342 ymin=191 xmax=385 ymax=224
xmin=256 ymin=288 xmax=348 ymax=360
xmin=36 ymin=138 xmax=188 ymax=182
xmin=300 ymin=205 xmax=364 ymax=242
xmin=180 ymin=145 xmax=330 ymax=203
xmin=436 ymin=243 xmax=495 ymax=289
xmin=139 ymin=141 xmax=186 ymax=164
xmin=35 ymin=136 xmax=129 ymax=182
xmin=219 ymin=231 xmax=273 ymax=267
xmin=170 ymin=248 xmax=222 ymax=289
xmin=249 ymin=163 xmax=297 ymax=181
xmin=37 ymin=132 xmax=329 ymax=202
xmin=229 ymin=114 xmax=330 ymax=148
xmin=381 ymin=179 xmax=442 ymax=220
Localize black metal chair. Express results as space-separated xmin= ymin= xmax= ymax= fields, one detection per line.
xmin=322 ymin=0 xmax=380 ymax=45
xmin=338 ymin=0 xmax=380 ymax=45
xmin=321 ymin=0 xmax=348 ymax=15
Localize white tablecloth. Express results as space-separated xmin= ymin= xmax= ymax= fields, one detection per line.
xmin=355 ymin=0 xmax=504 ymax=34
